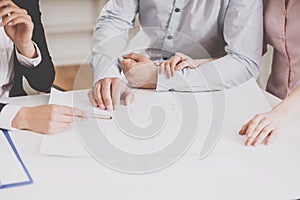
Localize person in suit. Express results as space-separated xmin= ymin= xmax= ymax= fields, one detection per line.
xmin=239 ymin=0 xmax=300 ymax=146
xmin=0 ymin=0 xmax=86 ymax=134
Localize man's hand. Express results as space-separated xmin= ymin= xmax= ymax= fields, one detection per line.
xmin=0 ymin=0 xmax=36 ymax=58
xmin=12 ymin=105 xmax=87 ymax=134
xmin=121 ymin=53 xmax=158 ymax=89
xmin=88 ymin=78 xmax=134 ymax=110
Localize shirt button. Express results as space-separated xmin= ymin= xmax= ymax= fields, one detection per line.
xmin=163 ymin=57 xmax=169 ymax=61
xmin=167 ymin=35 xmax=173 ymax=40
xmin=175 ymin=8 xmax=180 ymax=12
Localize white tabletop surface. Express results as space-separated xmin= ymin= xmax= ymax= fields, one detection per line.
xmin=0 ymin=90 xmax=299 ymax=200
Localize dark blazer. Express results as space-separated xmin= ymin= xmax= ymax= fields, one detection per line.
xmin=0 ymin=0 xmax=55 ymax=112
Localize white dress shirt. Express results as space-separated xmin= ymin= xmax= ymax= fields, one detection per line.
xmin=92 ymin=0 xmax=263 ymax=91
xmin=0 ymin=25 xmax=42 ymax=130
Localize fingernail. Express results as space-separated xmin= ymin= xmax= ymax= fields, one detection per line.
xmin=99 ymin=104 xmax=105 ymax=110
xmin=107 ymin=105 xmax=113 ymax=111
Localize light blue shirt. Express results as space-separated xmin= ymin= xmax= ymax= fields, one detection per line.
xmin=92 ymin=0 xmax=263 ymax=92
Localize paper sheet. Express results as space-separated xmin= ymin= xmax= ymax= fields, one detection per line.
xmin=40 ymin=89 xmax=94 ymax=157
xmin=0 ymin=132 xmax=29 ymax=186
xmin=198 ymin=79 xmax=300 ymax=160
xmin=40 ymin=79 xmax=300 ymax=159
xmin=41 ymin=88 xmax=212 ymax=157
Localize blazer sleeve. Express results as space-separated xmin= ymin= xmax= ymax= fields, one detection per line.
xmin=13 ymin=0 xmax=55 ymax=93
xmin=0 ymin=103 xmax=6 ymax=112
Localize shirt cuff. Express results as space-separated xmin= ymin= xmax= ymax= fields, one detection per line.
xmin=0 ymin=105 xmax=21 ymax=130
xmin=156 ymin=68 xmax=210 ymax=92
xmin=15 ymin=41 xmax=42 ymax=67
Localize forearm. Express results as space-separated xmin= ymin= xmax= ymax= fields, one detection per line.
xmin=193 ymin=55 xmax=224 ymax=67
xmin=156 ymin=55 xmax=259 ymax=92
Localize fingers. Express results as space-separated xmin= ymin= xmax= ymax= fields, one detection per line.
xmin=111 ymin=81 xmax=121 ymax=109
xmin=158 ymin=62 xmax=164 ymax=74
xmin=243 ymin=115 xmax=261 ymax=138
xmin=175 ymin=60 xmax=196 ymax=70
xmin=88 ymin=89 xmax=99 ymax=107
xmin=48 ymin=105 xmax=87 ymax=122
xmin=248 ymin=125 xmax=273 ymax=146
xmin=101 ymin=79 xmax=113 ymax=111
xmin=2 ymin=14 xmax=32 ymax=28
xmin=123 ymin=86 xmax=134 ymax=106
xmin=247 ymin=117 xmax=269 ymax=139
xmin=89 ymin=78 xmax=133 ymax=110
xmin=169 ymin=54 xmax=182 ymax=70
xmin=0 ymin=4 xmax=22 ymax=18
xmin=123 ymin=52 xmax=149 ymax=63
xmin=240 ymin=113 xmax=279 ymax=146
xmin=165 ymin=62 xmax=172 ymax=78
xmin=121 ymin=59 xmax=136 ymax=74
xmin=159 ymin=62 xmax=173 ymax=78
xmin=265 ymin=131 xmax=276 ymax=145
xmin=94 ymin=82 xmax=105 ymax=110
xmin=0 ymin=0 xmax=18 ymax=12
xmin=239 ymin=123 xmax=249 ymax=135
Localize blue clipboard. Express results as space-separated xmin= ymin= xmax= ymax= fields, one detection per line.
xmin=0 ymin=129 xmax=33 ymax=189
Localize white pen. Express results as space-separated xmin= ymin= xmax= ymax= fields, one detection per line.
xmin=87 ymin=113 xmax=112 ymax=120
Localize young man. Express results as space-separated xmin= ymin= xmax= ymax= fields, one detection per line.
xmin=0 ymin=0 xmax=86 ymax=134
xmin=89 ymin=0 xmax=263 ymax=110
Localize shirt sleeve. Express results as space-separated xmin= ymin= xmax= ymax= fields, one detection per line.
xmin=92 ymin=0 xmax=139 ymax=83
xmin=15 ymin=41 xmax=42 ymax=67
xmin=0 ymin=105 xmax=21 ymax=130
xmin=157 ymin=0 xmax=263 ymax=92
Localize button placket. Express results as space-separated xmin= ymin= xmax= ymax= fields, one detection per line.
xmin=161 ymin=0 xmax=184 ymax=60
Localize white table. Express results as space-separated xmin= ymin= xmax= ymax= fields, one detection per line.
xmin=0 ymin=91 xmax=300 ymax=200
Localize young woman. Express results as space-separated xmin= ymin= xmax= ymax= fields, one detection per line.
xmin=238 ymin=0 xmax=300 ymax=146
xmin=0 ymin=0 xmax=86 ymax=134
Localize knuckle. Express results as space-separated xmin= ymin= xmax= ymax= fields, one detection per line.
xmin=22 ymin=9 xmax=28 ymax=15
xmin=49 ymin=104 xmax=57 ymax=112
xmin=254 ymin=114 xmax=261 ymax=119
xmin=103 ymin=97 xmax=111 ymax=104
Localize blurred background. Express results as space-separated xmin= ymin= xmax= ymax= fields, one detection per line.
xmin=30 ymin=0 xmax=272 ymax=92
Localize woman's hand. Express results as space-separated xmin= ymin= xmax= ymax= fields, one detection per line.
xmin=0 ymin=0 xmax=36 ymax=58
xmin=239 ymin=109 xmax=289 ymax=146
xmin=157 ymin=52 xmax=220 ymax=78
xmin=12 ymin=105 xmax=87 ymax=134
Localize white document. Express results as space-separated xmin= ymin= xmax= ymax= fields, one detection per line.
xmin=41 ymin=88 xmax=206 ymax=157
xmin=40 ymin=89 xmax=91 ymax=157
xmin=41 ymin=79 xmax=300 ymax=159
xmin=199 ymin=79 xmax=300 ymax=159
xmin=0 ymin=132 xmax=29 ymax=186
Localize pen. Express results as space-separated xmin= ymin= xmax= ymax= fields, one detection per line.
xmin=87 ymin=113 xmax=113 ymax=120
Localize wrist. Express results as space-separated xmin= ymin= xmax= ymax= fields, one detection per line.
xmin=272 ymin=102 xmax=294 ymax=121
xmin=146 ymin=64 xmax=158 ymax=89
xmin=12 ymin=107 xmax=30 ymax=130
xmin=16 ymin=41 xmax=37 ymax=58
